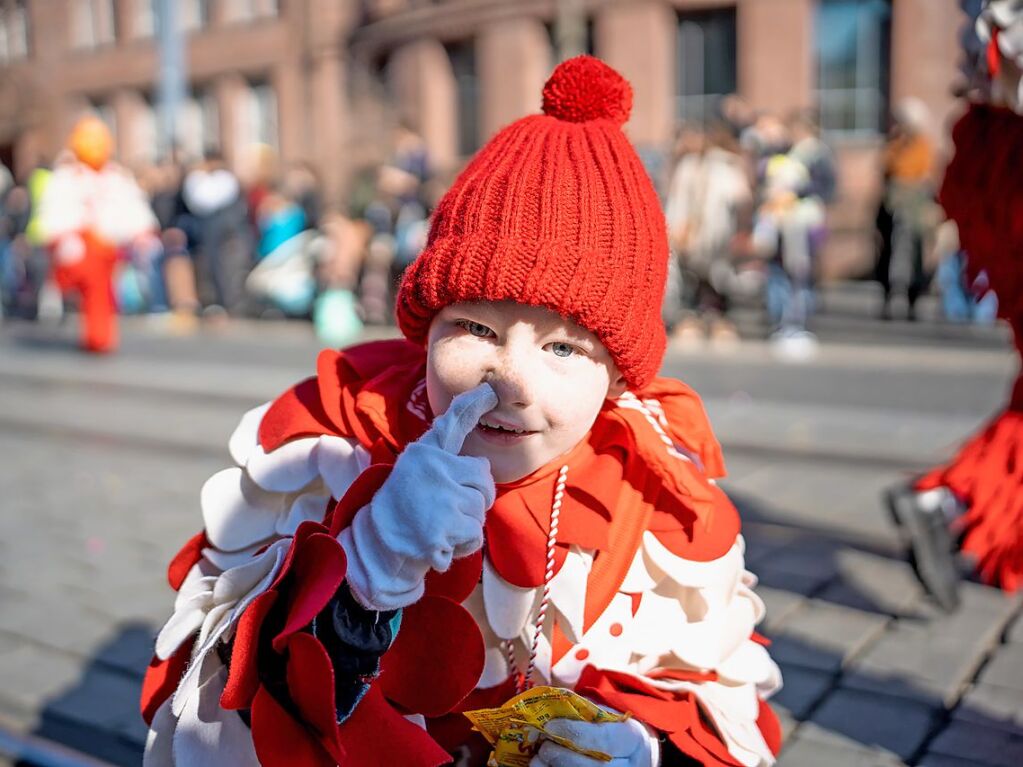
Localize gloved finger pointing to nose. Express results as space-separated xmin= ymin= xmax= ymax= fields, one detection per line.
xmin=424 ymin=383 xmax=498 ymax=454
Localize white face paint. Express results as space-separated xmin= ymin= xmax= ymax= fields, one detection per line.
xmin=426 ymin=301 xmax=626 ymax=484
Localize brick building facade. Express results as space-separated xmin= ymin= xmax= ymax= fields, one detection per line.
xmin=0 ymin=0 xmax=961 ymax=275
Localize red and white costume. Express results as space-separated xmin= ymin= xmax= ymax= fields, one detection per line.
xmin=913 ymin=1 xmax=1023 ymax=591
xmin=141 ymin=339 xmax=781 ymax=767
xmin=37 ymin=134 xmax=156 ymax=352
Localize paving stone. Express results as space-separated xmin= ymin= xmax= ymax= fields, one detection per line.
xmin=766 ymin=600 xmax=888 ymax=674
xmin=775 ymin=706 xmax=799 ymax=742
xmin=0 ymin=643 xmax=84 ymax=716
xmin=739 ymin=522 xmax=802 ymax=568
xmin=1005 ymin=609 xmax=1023 ymax=643
xmin=782 ymin=722 xmax=905 ymax=766
xmin=757 ymin=567 xmax=832 ymax=597
xmin=954 ymin=682 xmax=1023 ymax=732
xmin=917 ymin=754 xmax=995 ymax=767
xmin=808 ymin=688 xmax=938 ymax=761
xmin=92 ymin=624 xmax=158 ymax=680
xmin=755 ymin=585 xmax=807 ymax=634
xmin=844 ymin=624 xmax=990 ymax=708
xmin=44 ymin=665 xmax=142 ymax=733
xmin=905 ymin=582 xmax=1021 ymax=645
xmin=975 ymin=643 xmax=1023 ymax=693
xmin=772 ymin=665 xmax=834 ymax=719
xmin=927 ymin=720 xmax=1023 ymax=767
xmin=817 ymin=550 xmax=926 ymax=617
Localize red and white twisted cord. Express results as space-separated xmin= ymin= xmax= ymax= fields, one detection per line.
xmin=521 ymin=463 xmax=569 ymax=689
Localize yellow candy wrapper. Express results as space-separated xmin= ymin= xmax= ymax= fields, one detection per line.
xmin=464 ymin=686 xmax=630 ymax=767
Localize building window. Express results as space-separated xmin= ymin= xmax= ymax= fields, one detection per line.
xmin=446 ymin=40 xmax=479 ymax=157
xmin=133 ymin=0 xmax=157 ymax=39
xmin=231 ymin=80 xmax=277 ymax=153
xmin=223 ymin=0 xmax=280 ymax=23
xmin=178 ymin=86 xmax=220 ymax=159
xmin=180 ymin=0 xmax=212 ymax=32
xmin=70 ymin=0 xmax=118 ymax=49
xmin=0 ymin=1 xmax=30 ymax=63
xmin=546 ymin=12 xmax=594 ymax=63
xmin=675 ymin=8 xmax=737 ymax=124
xmin=816 ymin=0 xmax=891 ymax=136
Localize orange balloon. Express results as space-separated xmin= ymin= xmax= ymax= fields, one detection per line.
xmin=69 ymin=116 xmax=113 ymax=169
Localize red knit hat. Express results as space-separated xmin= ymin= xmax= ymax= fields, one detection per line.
xmin=396 ymin=55 xmax=668 ymax=388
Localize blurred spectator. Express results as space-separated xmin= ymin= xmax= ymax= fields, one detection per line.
xmin=753 ymin=153 xmax=825 ymax=354
xmin=664 ymin=122 xmax=752 ymax=346
xmin=788 ymin=110 xmax=837 ymax=205
xmin=182 ymin=152 xmax=251 ymax=317
xmin=718 ymin=94 xmax=756 ymax=142
xmin=0 ymin=181 xmax=29 ymax=318
xmin=875 ymin=98 xmax=938 ymax=321
xmin=283 ymin=162 xmax=323 ymax=231
xmin=392 ymin=121 xmax=431 ymax=186
xmin=313 ymin=213 xmax=370 ymax=347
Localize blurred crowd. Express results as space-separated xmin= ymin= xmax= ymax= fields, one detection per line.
xmin=0 ymin=98 xmax=998 ymax=350
xmin=661 ymin=94 xmax=996 ymax=357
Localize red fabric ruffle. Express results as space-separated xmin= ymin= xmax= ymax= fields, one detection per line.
xmin=916 ymin=409 xmax=1023 ymax=591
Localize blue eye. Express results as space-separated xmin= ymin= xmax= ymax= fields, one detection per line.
xmin=458 ymin=320 xmax=494 ymax=338
xmin=550 ymin=342 xmax=575 ymax=358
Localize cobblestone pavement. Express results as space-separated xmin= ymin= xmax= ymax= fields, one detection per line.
xmin=0 ymin=296 xmax=1021 ymax=766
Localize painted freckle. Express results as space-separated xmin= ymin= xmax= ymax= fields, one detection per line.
xmin=609 ymin=622 xmax=623 ymax=637
xmin=575 ymin=648 xmax=590 ymax=661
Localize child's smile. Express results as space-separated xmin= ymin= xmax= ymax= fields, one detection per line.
xmin=425 ymin=301 xmax=626 ymax=483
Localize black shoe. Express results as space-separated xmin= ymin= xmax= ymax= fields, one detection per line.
xmin=886 ymin=485 xmax=961 ymax=612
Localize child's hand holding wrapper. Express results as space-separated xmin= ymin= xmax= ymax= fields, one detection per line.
xmin=465 ymin=686 xmax=654 ymax=766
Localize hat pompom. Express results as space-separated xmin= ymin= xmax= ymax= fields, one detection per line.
xmin=542 ymin=55 xmax=633 ymax=126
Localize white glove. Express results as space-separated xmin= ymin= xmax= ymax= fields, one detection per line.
xmin=530 ymin=717 xmax=660 ymax=767
xmin=340 ymin=383 xmax=498 ymax=611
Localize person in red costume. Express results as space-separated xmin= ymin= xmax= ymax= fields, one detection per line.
xmin=36 ymin=115 xmax=157 ymax=352
xmin=141 ymin=57 xmax=782 ymax=767
xmin=889 ymin=0 xmax=1023 ymax=608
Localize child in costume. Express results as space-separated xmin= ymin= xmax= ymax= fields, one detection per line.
xmin=141 ymin=57 xmax=782 ymax=767
xmin=36 ymin=116 xmax=158 ymax=352
xmin=889 ymin=0 xmax=1023 ymax=607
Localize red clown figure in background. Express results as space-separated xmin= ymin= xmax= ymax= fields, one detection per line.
xmin=37 ymin=115 xmax=157 ymax=353
xmin=890 ymin=0 xmax=1023 ymax=607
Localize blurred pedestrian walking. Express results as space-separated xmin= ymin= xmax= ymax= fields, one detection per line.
xmin=182 ymin=152 xmax=251 ymax=318
xmin=875 ymin=98 xmax=938 ymax=321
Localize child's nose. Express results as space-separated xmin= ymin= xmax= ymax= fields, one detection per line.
xmin=482 ymin=363 xmax=534 ymax=409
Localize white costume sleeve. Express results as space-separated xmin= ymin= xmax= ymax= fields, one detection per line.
xmin=144 ymin=403 xmax=370 ymax=767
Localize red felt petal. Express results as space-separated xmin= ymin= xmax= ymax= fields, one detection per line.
xmin=649 ymin=484 xmax=740 ymax=562
xmin=486 ymin=508 xmax=567 ymax=588
xmin=378 ymin=596 xmax=485 ymax=717
xmin=167 ymin=531 xmax=207 ymax=591
xmin=757 ymin=699 xmax=783 ymax=757
xmin=272 ymin=527 xmax=348 ymax=653
xmin=220 ymin=591 xmax=277 ymax=710
xmin=327 ymin=464 xmax=393 ymax=537
xmin=251 ymin=686 xmax=337 ymax=767
xmin=575 ymin=666 xmax=743 ymax=766
xmin=259 ymin=377 xmax=338 ymax=453
xmin=139 ymin=638 xmax=193 ymax=725
xmin=286 ymin=633 xmax=344 ymax=763
xmin=425 ymin=549 xmax=482 ymax=603
xmin=337 ymin=684 xmax=452 ymax=767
